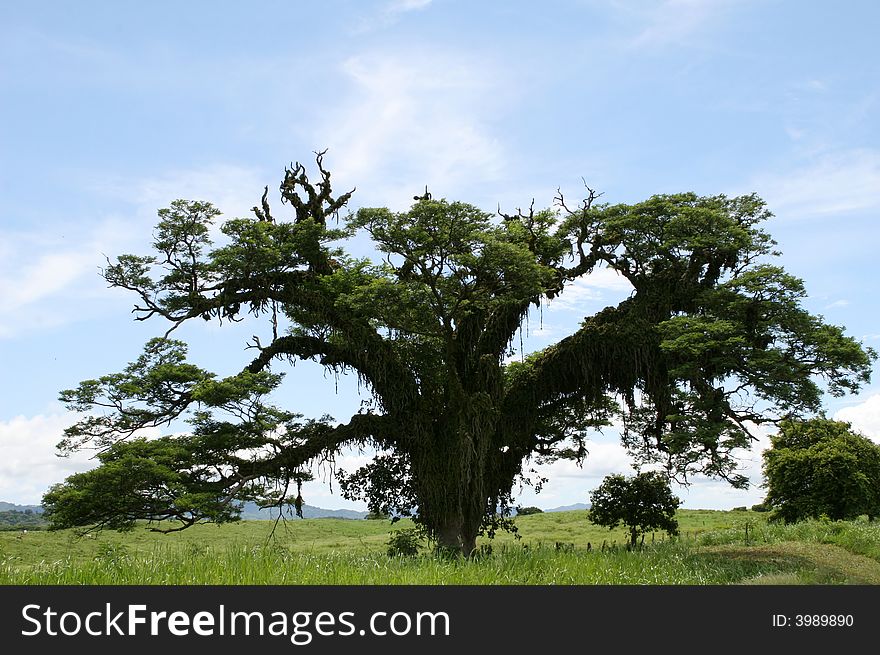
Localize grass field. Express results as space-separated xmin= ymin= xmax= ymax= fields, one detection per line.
xmin=2 ymin=509 xmax=879 ymax=584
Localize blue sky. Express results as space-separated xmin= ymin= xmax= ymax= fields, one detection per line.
xmin=1 ymin=0 xmax=878 ymax=511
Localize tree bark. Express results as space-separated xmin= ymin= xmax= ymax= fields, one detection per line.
xmin=434 ymin=518 xmax=479 ymax=558
xmin=435 ymin=517 xmax=464 ymax=556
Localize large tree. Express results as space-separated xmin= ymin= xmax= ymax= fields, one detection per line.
xmin=44 ymin=152 xmax=875 ymax=556
xmin=762 ymin=418 xmax=880 ymax=523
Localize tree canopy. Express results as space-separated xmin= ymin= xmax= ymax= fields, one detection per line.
xmin=762 ymin=418 xmax=880 ymax=523
xmin=588 ymin=472 xmax=680 ymax=547
xmin=43 ymin=151 xmax=875 ymax=555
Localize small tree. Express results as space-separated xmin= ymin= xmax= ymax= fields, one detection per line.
xmin=515 ymin=506 xmax=544 ymax=516
xmin=762 ymin=418 xmax=880 ymax=523
xmin=588 ymin=471 xmax=680 ymax=547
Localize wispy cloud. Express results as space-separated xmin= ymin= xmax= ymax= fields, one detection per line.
xmin=752 ymin=148 xmax=880 ymax=219
xmin=352 ymin=0 xmax=434 ymax=34
xmin=92 ymin=164 xmax=270 ymax=221
xmin=0 ymin=163 xmax=274 ymax=340
xmin=315 ymin=51 xmax=508 ymax=209
xmin=0 ymin=228 xmax=120 ymax=339
xmin=614 ymin=0 xmax=730 ymax=50
xmin=0 ymin=252 xmax=93 ymax=317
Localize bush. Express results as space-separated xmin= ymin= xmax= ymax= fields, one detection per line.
xmin=515 ymin=506 xmax=543 ymax=516
xmin=732 ymin=506 xmax=748 ymax=512
xmin=763 ymin=418 xmax=880 ymax=523
xmin=386 ymin=528 xmax=423 ymax=557
xmin=751 ymin=502 xmax=771 ymax=513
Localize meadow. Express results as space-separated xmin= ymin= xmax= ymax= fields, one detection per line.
xmin=2 ymin=509 xmax=879 ymax=585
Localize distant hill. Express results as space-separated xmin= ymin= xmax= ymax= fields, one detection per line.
xmin=0 ymin=502 xmax=44 ymax=513
xmin=545 ymin=503 xmax=590 ymax=512
xmin=238 ymin=502 xmax=368 ymax=520
xmin=0 ymin=500 xmax=368 ymax=523
xmin=0 ymin=502 xmax=48 ymax=530
xmin=2 ymin=500 xmax=592 ymax=522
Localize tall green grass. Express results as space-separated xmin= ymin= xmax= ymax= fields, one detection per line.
xmin=0 ymin=540 xmax=798 ymax=585
xmin=3 ymin=510 xmax=878 ymax=585
xmin=697 ymin=516 xmax=880 ymax=561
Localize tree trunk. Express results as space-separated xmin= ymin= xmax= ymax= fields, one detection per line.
xmin=433 ymin=513 xmax=481 ymax=557
xmin=435 ymin=517 xmax=463 ymax=556
xmin=410 ymin=395 xmax=497 ymax=558
xmin=461 ymin=531 xmax=478 ymax=558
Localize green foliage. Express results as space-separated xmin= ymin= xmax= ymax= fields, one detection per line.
xmin=386 ymin=528 xmax=424 ymax=557
xmin=589 ymin=472 xmax=681 ymax=547
xmin=43 ymin=436 xmax=245 ymax=532
xmin=762 ymin=418 xmax=880 ymax=523
xmin=751 ymin=502 xmax=771 ymax=513
xmin=44 ymin=153 xmax=875 ymax=557
xmin=515 ymin=506 xmax=544 ymax=516
xmin=337 ymin=453 xmax=415 ymax=523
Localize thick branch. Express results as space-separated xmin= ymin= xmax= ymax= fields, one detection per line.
xmin=249 ymin=413 xmax=398 ymax=477
xmin=246 ymin=333 xmax=419 ymax=413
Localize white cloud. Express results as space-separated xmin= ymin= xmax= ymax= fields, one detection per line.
xmin=835 ymin=393 xmax=880 ymax=442
xmin=546 ymin=267 xmax=633 ymax=311
xmin=673 ymin=478 xmax=766 ymax=509
xmin=0 ymin=413 xmax=96 ymax=505
xmin=545 ymin=440 xmax=635 ymax=480
xmin=547 ymin=281 xmax=603 ymax=310
xmin=511 ymin=439 xmax=635 ymax=508
xmin=528 ymin=325 xmax=558 ymax=339
xmin=315 ymin=52 xmax=508 ymax=210
xmin=824 ymin=299 xmax=850 ymax=309
xmin=753 ymin=148 xmax=880 ymax=219
xmin=731 ymin=421 xmax=774 ymax=488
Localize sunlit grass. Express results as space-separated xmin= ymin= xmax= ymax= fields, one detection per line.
xmin=3 ymin=510 xmax=878 ymax=585
xmin=0 ymin=540 xmax=798 ymax=585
